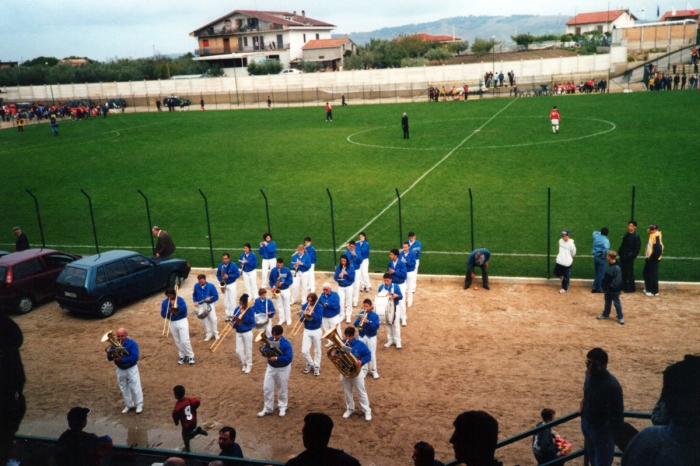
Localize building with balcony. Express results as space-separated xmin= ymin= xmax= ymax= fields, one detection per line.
xmin=566 ymin=9 xmax=637 ymax=35
xmin=190 ymin=9 xmax=335 ymax=76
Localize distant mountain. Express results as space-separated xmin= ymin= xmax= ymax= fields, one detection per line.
xmin=337 ymin=15 xmax=568 ymax=45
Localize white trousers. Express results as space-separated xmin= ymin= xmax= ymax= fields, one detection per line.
xmin=235 ymin=331 xmax=253 ymax=368
xmin=406 ymin=271 xmax=416 ymax=307
xmin=338 ymin=285 xmax=354 ymax=320
xmin=291 ymin=271 xmax=310 ymax=304
xmin=341 ymin=366 xmax=370 ymax=414
xmin=361 ymin=335 xmax=377 ymax=373
xmin=200 ymin=304 xmax=219 ymax=338
xmin=223 ymin=282 xmax=237 ymax=315
xmin=276 ymin=289 xmax=291 ymax=324
xmin=322 ymin=315 xmax=343 ymax=339
xmin=397 ymin=283 xmax=407 ymax=324
xmin=242 ymin=270 xmax=257 ymax=298
xmin=413 ymin=259 xmax=420 ymax=291
xmin=352 ymin=279 xmax=360 ymax=306
xmin=302 ymin=327 xmax=322 ymax=368
xmin=360 ymin=259 xmax=370 ymax=290
xmin=386 ymin=313 xmax=402 ymax=346
xmin=261 ymin=259 xmax=276 ymax=289
xmin=116 ymin=365 xmax=143 ymax=409
xmin=169 ymin=318 xmax=194 ymax=358
xmin=308 ymin=264 xmax=316 ymax=293
xmin=263 ymin=364 xmax=291 ymax=412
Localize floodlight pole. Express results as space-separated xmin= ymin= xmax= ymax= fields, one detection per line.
xmin=468 ymin=187 xmax=474 ymax=252
xmin=630 ymin=185 xmax=636 ymax=222
xmin=547 ymin=187 xmax=551 ymax=280
xmin=492 ymin=35 xmax=496 ymax=96
xmin=198 ymin=189 xmax=215 ymax=268
xmin=25 ymin=189 xmax=45 ymax=249
xmin=396 ymin=189 xmax=403 ymax=247
xmin=260 ymin=189 xmax=271 ymax=234
xmin=80 ymin=189 xmax=100 ymax=254
xmin=326 ymin=188 xmax=337 ymax=266
xmin=137 ymin=189 xmax=155 ymax=256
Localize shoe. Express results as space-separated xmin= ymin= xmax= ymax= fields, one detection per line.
xmin=135 ymin=407 xmax=143 ymax=414
xmin=384 ymin=342 xmax=393 ymax=348
xmin=353 ymin=303 xmax=358 ymax=307
xmin=618 ymin=318 xmax=625 ymax=325
xmin=242 ymin=365 xmax=247 ymax=372
xmin=559 ymin=289 xmax=566 ymax=293
xmin=314 ymin=367 xmax=321 ymax=376
xmin=592 ymin=290 xmax=603 ymax=294
xmin=463 ymin=283 xmax=469 ymax=290
xmin=122 ymin=407 xmax=132 ymax=414
xmin=178 ymin=357 xmax=187 ymax=365
xmin=483 ymin=285 xmax=490 ymax=290
xmin=204 ymin=335 xmax=213 ymax=342
xmin=214 ymin=334 xmax=220 ymax=340
xmin=597 ymin=315 xmax=609 ymax=320
xmin=396 ymin=344 xmax=402 ymax=349
xmin=365 ymin=412 xmax=372 ymax=422
xmin=257 ymin=410 xmax=272 ymax=418
xmin=643 ymin=289 xmax=647 ymax=293
xmin=244 ymin=365 xmax=252 ymax=373
xmin=401 ymin=321 xmax=407 ymax=327
xmin=346 ymin=317 xmax=351 ymax=323
xmin=286 ymin=320 xmax=292 ymax=326
xmin=645 ymin=292 xmax=654 ymax=296
xmin=279 ymin=410 xmax=286 ymax=417
xmin=189 ymin=357 xmax=195 ymax=365
xmin=372 ymin=371 xmax=379 ymax=379
xmin=343 ymin=410 xmax=354 ymax=419
xmin=303 ymin=364 xmax=312 ymax=374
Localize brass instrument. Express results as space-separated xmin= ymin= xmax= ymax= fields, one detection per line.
xmin=102 ymin=330 xmax=130 ymax=358
xmin=220 ymin=280 xmax=227 ymax=293
xmin=291 ymin=301 xmax=316 ymax=337
xmin=354 ymin=311 xmax=367 ymax=331
xmin=220 ymin=262 xmax=230 ymax=293
xmin=163 ymin=285 xmax=180 ymax=337
xmin=322 ymin=324 xmax=360 ymax=378
xmin=210 ymin=300 xmax=250 ymax=353
xmin=255 ymin=330 xmax=284 ymax=358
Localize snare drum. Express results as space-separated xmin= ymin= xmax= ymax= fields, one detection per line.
xmin=194 ymin=302 xmax=212 ymax=319
xmin=255 ymin=312 xmax=269 ymax=329
xmin=374 ymin=294 xmax=396 ymax=325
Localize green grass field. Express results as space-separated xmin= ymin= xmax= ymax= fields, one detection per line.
xmin=2 ymin=91 xmax=699 ymax=281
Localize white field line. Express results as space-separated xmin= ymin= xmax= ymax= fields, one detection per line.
xmin=2 ymin=243 xmax=697 ymax=260
xmin=340 ymin=98 xmax=518 ymax=247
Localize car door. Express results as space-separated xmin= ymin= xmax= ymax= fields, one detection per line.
xmin=103 ymin=260 xmax=135 ymax=302
xmin=125 ymin=254 xmax=160 ymax=298
xmin=43 ymin=253 xmax=79 ymax=282
xmin=12 ymin=258 xmax=50 ymax=299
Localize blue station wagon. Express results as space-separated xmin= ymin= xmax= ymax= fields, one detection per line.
xmin=54 ymin=250 xmax=190 ymax=318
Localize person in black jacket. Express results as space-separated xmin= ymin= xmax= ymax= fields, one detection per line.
xmin=285 ymin=413 xmax=360 ymax=466
xmin=152 ymin=226 xmax=176 ymax=258
xmin=617 ymin=221 xmax=641 ymax=293
xmin=12 ymin=227 xmax=29 ymax=251
xmin=402 ymin=113 xmax=409 ymax=139
xmin=532 ymin=409 xmax=560 ymax=465
xmin=597 ymin=251 xmax=624 ymax=325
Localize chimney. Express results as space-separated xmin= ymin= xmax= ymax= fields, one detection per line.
xmin=293 ymin=10 xmax=296 ymax=15
xmin=302 ymin=10 xmax=306 ymax=17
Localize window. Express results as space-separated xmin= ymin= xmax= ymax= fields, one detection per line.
xmin=0 ymin=266 xmax=7 ymax=282
xmin=244 ymin=37 xmax=248 ymax=47
xmin=95 ymin=267 xmax=106 ymax=285
xmin=202 ymin=40 xmax=209 ymax=47
xmin=105 ymin=260 xmax=130 ymax=281
xmin=303 ymin=34 xmax=306 ymax=42
xmin=277 ymin=34 xmax=283 ymax=48
xmin=57 ymin=267 xmax=87 ymax=287
xmin=597 ymin=25 xmax=604 ymax=33
xmin=44 ymin=254 xmax=76 ymax=270
xmin=316 ymin=34 xmax=319 ymax=40
xmin=127 ymin=255 xmax=153 ymax=273
xmin=13 ymin=259 xmax=44 ymax=280
xmin=319 ymin=55 xmax=325 ymax=59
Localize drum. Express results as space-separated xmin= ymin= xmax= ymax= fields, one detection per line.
xmin=194 ymin=302 xmax=212 ymax=319
xmin=255 ymin=312 xmax=269 ymax=329
xmin=374 ymin=294 xmax=395 ymax=325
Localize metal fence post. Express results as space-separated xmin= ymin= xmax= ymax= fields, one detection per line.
xmin=25 ymin=189 xmax=45 ymax=248
xmin=260 ymin=189 xmax=271 ymax=234
xmin=468 ymin=187 xmax=474 ymax=252
xmin=198 ymin=189 xmax=215 ymax=268
xmin=630 ymin=185 xmax=636 ymax=221
xmin=547 ymin=187 xmax=551 ymax=279
xmin=326 ymin=188 xmax=337 ymax=266
xmin=137 ymin=189 xmax=155 ymax=256
xmin=80 ymin=189 xmax=100 ymax=254
xmin=395 ymin=188 xmax=403 ymax=246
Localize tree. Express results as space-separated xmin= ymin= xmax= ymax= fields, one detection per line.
xmin=425 ymin=47 xmax=452 ymax=62
xmin=511 ymin=33 xmax=536 ymax=50
xmin=447 ymin=40 xmax=470 ymax=55
xmin=247 ymin=59 xmax=283 ymax=75
xmin=471 ymin=38 xmax=496 ymax=58
xmin=397 ymin=34 xmax=428 ymax=58
xmin=22 ymin=56 xmax=59 ymax=67
xmin=301 ymin=61 xmax=322 ymax=73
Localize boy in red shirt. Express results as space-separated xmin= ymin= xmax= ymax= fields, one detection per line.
xmin=172 ymin=385 xmax=207 ymax=452
xmin=549 ymin=106 xmax=561 ymax=134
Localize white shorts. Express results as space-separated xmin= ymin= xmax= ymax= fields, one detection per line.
xmin=551 ymin=119 xmax=559 ymax=125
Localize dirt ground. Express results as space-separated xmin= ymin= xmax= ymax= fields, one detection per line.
xmin=12 ymin=272 xmax=700 ymax=466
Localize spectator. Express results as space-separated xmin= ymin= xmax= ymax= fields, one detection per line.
xmin=413 ymin=441 xmax=444 ymax=466
xmin=554 ymin=230 xmax=576 ymax=293
xmin=642 ymin=224 xmax=663 ymax=297
xmin=163 ymin=459 xmax=185 ymax=466
xmin=591 ymin=228 xmax=610 ymax=293
xmin=12 ymin=226 xmax=29 ymax=252
xmin=218 ymin=426 xmax=244 ymax=460
xmin=0 ymin=314 xmax=26 ymax=466
xmin=617 ymin=221 xmax=641 ymax=293
xmin=622 ymin=355 xmax=700 ymax=466
xmin=532 ymin=409 xmax=560 ymax=465
xmin=449 ymin=410 xmax=503 ymax=466
xmin=650 ymin=397 xmax=670 ymax=426
xmin=597 ymin=251 xmax=624 ymax=325
xmin=55 ymin=407 xmax=113 ymax=466
xmin=152 ymin=226 xmax=176 ymax=258
xmin=465 ymin=248 xmax=490 ymax=290
xmin=285 ymin=412 xmax=360 ymax=466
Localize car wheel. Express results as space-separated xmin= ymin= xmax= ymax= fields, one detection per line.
xmin=168 ymin=272 xmax=182 ymax=288
xmin=97 ymin=298 xmax=116 ymax=318
xmin=16 ymin=295 xmax=35 ymax=314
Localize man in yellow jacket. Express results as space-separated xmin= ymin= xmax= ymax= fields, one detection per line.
xmin=643 ymin=224 xmax=664 ymax=297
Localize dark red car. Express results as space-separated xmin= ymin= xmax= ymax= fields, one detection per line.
xmin=0 ymin=249 xmax=82 ymax=314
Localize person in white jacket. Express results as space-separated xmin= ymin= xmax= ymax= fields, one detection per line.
xmin=555 ymin=230 xmax=576 ymax=293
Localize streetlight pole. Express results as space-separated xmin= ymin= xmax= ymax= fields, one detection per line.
xmin=492 ymin=35 xmax=495 ymax=95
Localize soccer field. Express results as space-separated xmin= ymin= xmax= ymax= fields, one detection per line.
xmin=2 ymin=91 xmax=699 ymax=281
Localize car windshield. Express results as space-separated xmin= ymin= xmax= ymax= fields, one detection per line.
xmin=0 ymin=266 xmax=6 ymax=282
xmin=57 ymin=266 xmax=87 ymax=287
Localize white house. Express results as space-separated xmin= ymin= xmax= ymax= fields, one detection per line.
xmin=301 ymin=36 xmax=357 ymax=71
xmin=190 ymin=10 xmax=335 ymax=76
xmin=566 ymin=9 xmax=637 ymax=35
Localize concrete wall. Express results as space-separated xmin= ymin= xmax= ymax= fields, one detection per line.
xmin=615 ymin=22 xmax=698 ymax=51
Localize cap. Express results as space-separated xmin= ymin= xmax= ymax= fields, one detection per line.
xmin=561 ymin=230 xmax=570 ymax=236
xmin=12 ymin=226 xmax=21 ymax=231
xmin=152 ymin=226 xmax=160 ymax=231
xmin=649 ymin=224 xmax=658 ymax=230
xmin=67 ymin=407 xmax=91 ymax=426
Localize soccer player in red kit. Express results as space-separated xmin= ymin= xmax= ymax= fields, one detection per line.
xmin=550 ymin=106 xmax=561 ymax=134
xmin=172 ymin=385 xmax=207 ymax=452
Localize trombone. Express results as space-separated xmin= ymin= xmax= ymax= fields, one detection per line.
xmin=210 ymin=300 xmax=250 ymax=353
xmin=163 ymin=285 xmax=180 ymax=337
xmin=291 ymin=300 xmax=317 ymax=337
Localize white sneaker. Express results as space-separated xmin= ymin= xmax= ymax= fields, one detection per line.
xmin=204 ymin=334 xmax=213 ymax=342
xmin=122 ymin=407 xmax=132 ymax=414
xmin=343 ymin=410 xmax=354 ymax=419
xmin=396 ymin=344 xmax=402 ymax=349
xmin=303 ymin=364 xmax=313 ymax=374
xmin=286 ymin=320 xmax=292 ymax=325
xmin=279 ymin=410 xmax=286 ymax=417
xmin=401 ymin=321 xmax=407 ymax=327
xmin=241 ymin=365 xmax=247 ymax=372
xmin=244 ymin=365 xmax=252 ymax=373
xmin=214 ymin=334 xmax=220 ymax=340
xmin=372 ymin=371 xmax=379 ymax=379
xmin=365 ymin=412 xmax=372 ymax=422
xmin=384 ymin=342 xmax=393 ymax=348
xmin=135 ymin=407 xmax=143 ymax=414
xmin=257 ymin=410 xmax=271 ymax=418
xmin=559 ymin=289 xmax=566 ymax=293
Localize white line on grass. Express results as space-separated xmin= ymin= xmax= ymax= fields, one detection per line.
xmin=340 ymin=98 xmax=519 ymax=248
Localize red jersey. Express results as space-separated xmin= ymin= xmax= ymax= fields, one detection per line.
xmin=172 ymin=397 xmax=201 ymax=430
xmin=326 ymin=103 xmax=332 ymax=112
xmin=550 ymin=109 xmax=561 ymax=121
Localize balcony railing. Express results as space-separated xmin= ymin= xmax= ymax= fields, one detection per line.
xmin=196 ymin=23 xmax=284 ymax=37
xmin=196 ymin=44 xmax=289 ymax=56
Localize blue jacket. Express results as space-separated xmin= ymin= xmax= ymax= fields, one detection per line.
xmin=216 ymin=262 xmax=240 ymax=285
xmin=269 ymin=267 xmax=293 ymax=290
xmin=301 ymin=301 xmax=323 ymax=330
xmin=254 ymin=297 xmax=276 ymax=320
xmin=239 ymin=252 xmax=258 ymax=272
xmin=193 ymin=282 xmax=219 ymax=304
xmin=408 ymin=239 xmax=422 ymax=259
xmin=387 ymin=259 xmax=407 ymax=284
xmin=399 ymin=249 xmax=417 ymax=272
xmin=265 ymin=336 xmax=293 ymax=368
xmin=467 ymin=249 xmax=491 ymax=273
xmin=319 ymin=291 xmax=341 ymax=318
xmin=291 ymin=252 xmax=312 ymax=273
xmin=592 ymin=231 xmax=610 ymax=257
xmin=344 ymin=248 xmax=364 ymax=270
xmin=357 ymin=240 xmax=370 ymax=260
xmin=233 ymin=305 xmax=256 ymax=333
xmin=107 ymin=337 xmax=139 ymax=369
xmin=259 ymin=241 xmax=277 ymax=260
xmin=343 ymin=337 xmax=372 ymax=366
xmin=161 ymin=296 xmax=188 ymax=321
xmin=305 ymin=244 xmax=317 ymax=265
xmin=378 ymin=283 xmax=403 ymax=306
xmin=354 ymin=310 xmax=380 ymax=338
xmin=334 ymin=264 xmax=356 ymax=287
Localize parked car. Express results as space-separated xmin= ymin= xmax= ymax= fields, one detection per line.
xmin=108 ymin=98 xmax=127 ymax=109
xmin=280 ymin=68 xmax=303 ymax=74
xmin=54 ymin=250 xmax=191 ymax=318
xmin=0 ymin=249 xmax=83 ymax=314
xmin=0 ymin=251 xmax=9 ymax=259
xmin=163 ymin=97 xmax=191 ymax=107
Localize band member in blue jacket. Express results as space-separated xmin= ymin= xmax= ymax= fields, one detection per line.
xmin=217 ymin=253 xmax=241 ymax=317
xmin=291 ymin=245 xmax=312 ymax=306
xmin=334 ymin=256 xmax=356 ymax=324
xmin=269 ymin=258 xmax=293 ymax=325
xmin=354 ymin=299 xmax=381 ymax=379
xmin=387 ymin=249 xmax=408 ymax=326
xmin=259 ymin=233 xmax=277 ymax=290
xmin=378 ymin=273 xmax=403 ymax=349
xmin=344 ymin=241 xmax=364 ymax=307
xmin=400 ymin=242 xmax=417 ymax=308
xmin=240 ymin=243 xmax=258 ymax=298
xmin=304 ymin=237 xmax=317 ymax=293
xmin=230 ymin=294 xmax=256 ymax=373
xmin=193 ymin=274 xmax=220 ymax=341
xmin=334 ymin=326 xmax=372 ymax=422
xmin=407 ymin=231 xmax=422 ymax=292
xmin=257 ymin=325 xmax=293 ymax=418
xmin=254 ymin=288 xmax=276 ymax=336
xmin=106 ymin=328 xmax=144 ymax=414
xmin=465 ymin=248 xmax=491 ymax=290
xmin=300 ymin=293 xmax=324 ymax=376
xmin=357 ymin=232 xmax=371 ymax=292
xmin=319 ymin=282 xmax=342 ymax=342
xmin=161 ymin=288 xmax=194 ymax=365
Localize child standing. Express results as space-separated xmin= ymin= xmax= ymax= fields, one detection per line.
xmin=172 ymin=385 xmax=207 ymax=452
xmin=17 ymin=116 xmax=25 ymax=133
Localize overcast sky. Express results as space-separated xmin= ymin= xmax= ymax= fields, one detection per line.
xmin=0 ymin=0 xmax=689 ymax=62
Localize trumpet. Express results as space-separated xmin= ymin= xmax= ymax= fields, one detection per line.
xmin=291 ymin=301 xmax=317 ymax=337
xmin=353 ymin=311 xmax=367 ymax=331
xmin=255 ymin=330 xmax=284 ymax=358
xmin=163 ymin=285 xmax=180 ymax=337
xmin=210 ymin=300 xmax=251 ymax=353
xmin=102 ymin=330 xmax=129 ymax=358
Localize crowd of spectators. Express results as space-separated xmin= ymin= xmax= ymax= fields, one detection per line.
xmin=553 ymin=77 xmax=607 ymax=94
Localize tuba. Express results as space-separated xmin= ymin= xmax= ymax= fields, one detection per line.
xmin=102 ymin=330 xmax=130 ymax=358
xmin=255 ymin=330 xmax=284 ymax=358
xmin=322 ymin=324 xmax=360 ymax=378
